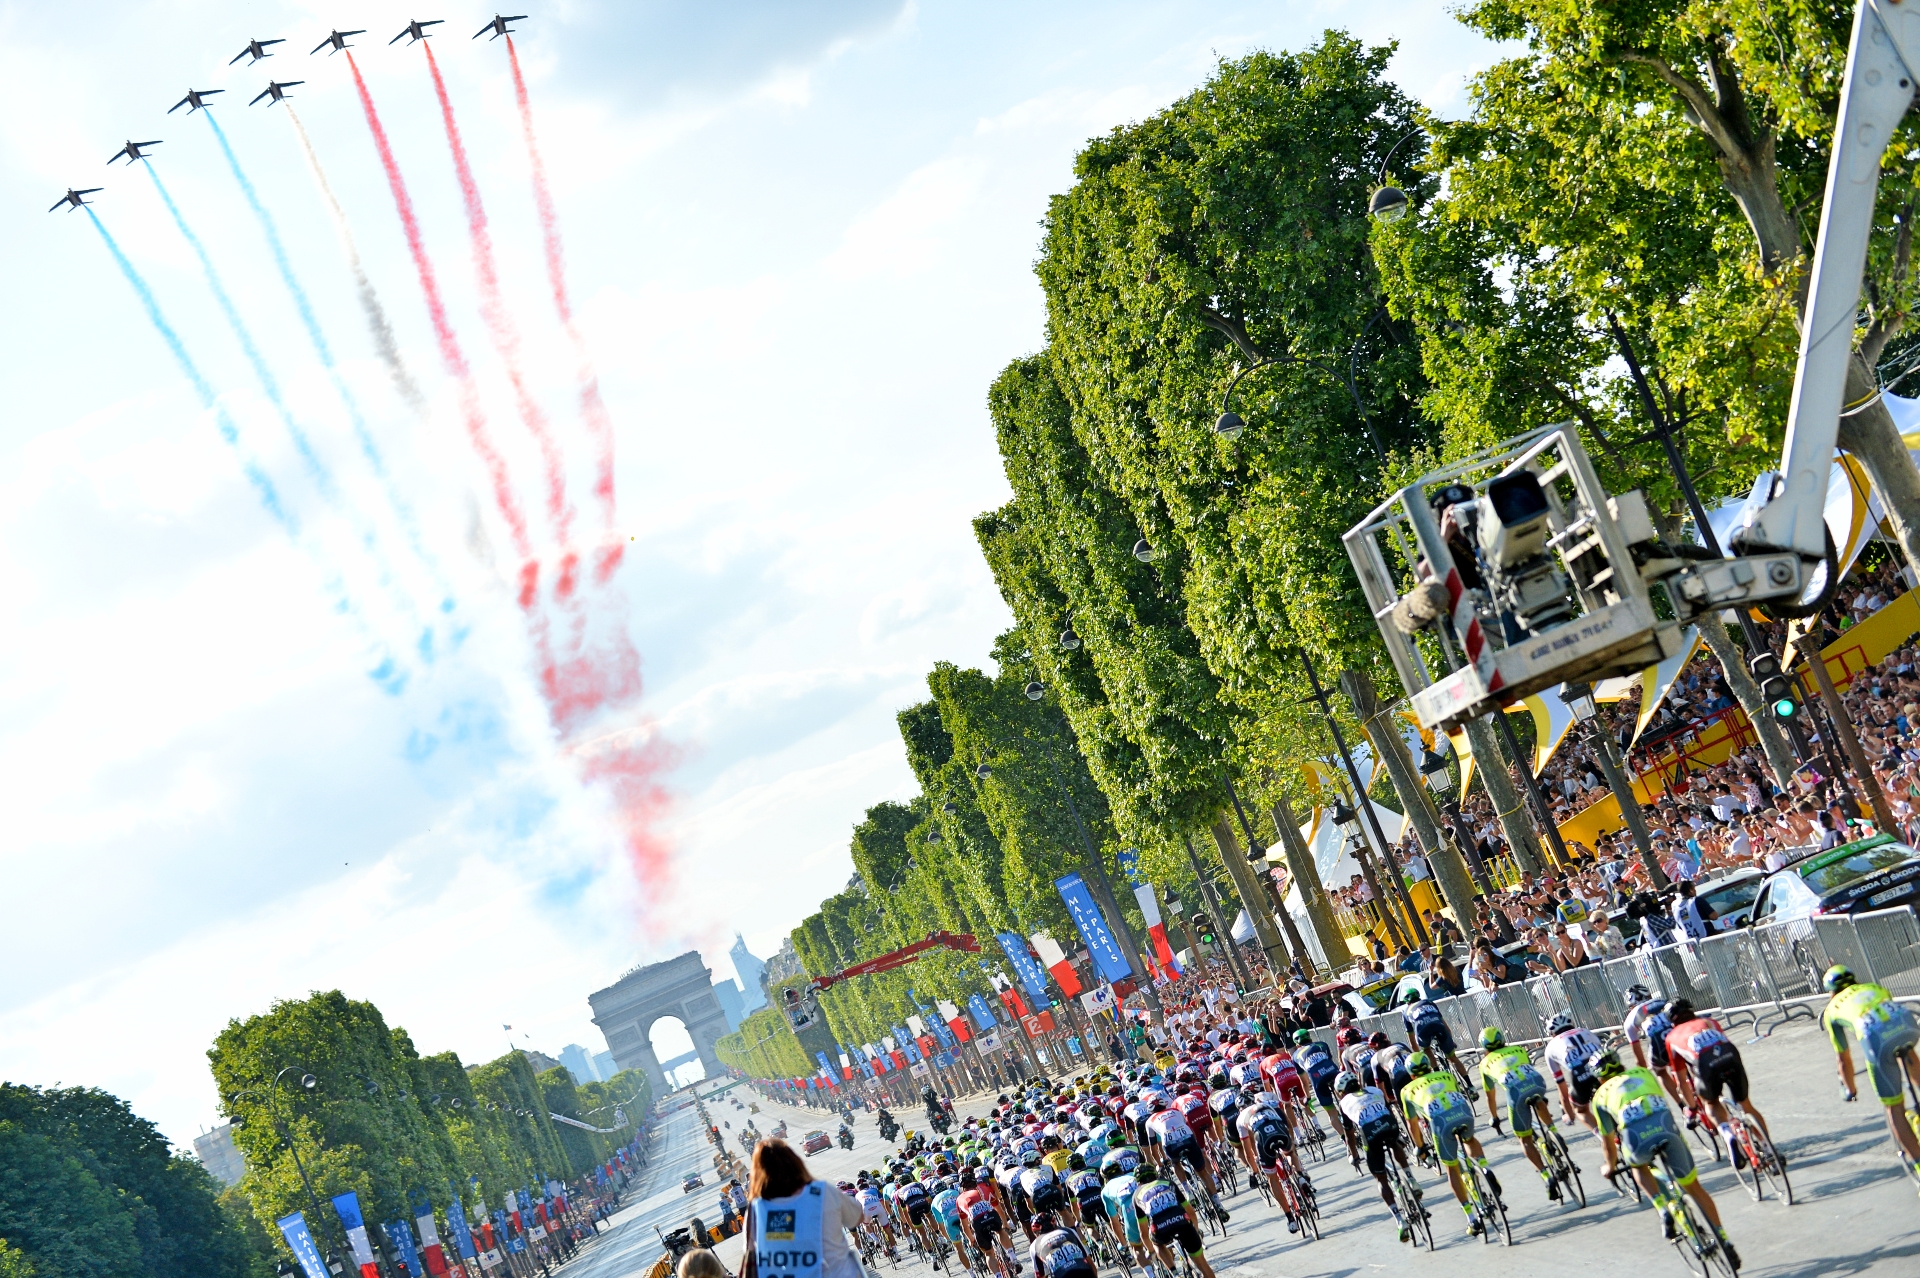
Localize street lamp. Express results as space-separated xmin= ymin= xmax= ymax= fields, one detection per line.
xmin=1024 ymin=681 xmax=1045 ymax=702
xmin=1560 ymin=682 xmax=1599 ymax=723
xmin=925 ymin=827 xmax=942 ymax=844
xmin=1060 ymin=626 xmax=1082 ymax=651
xmin=1132 ymin=539 xmax=1159 ymax=563
xmin=1368 ymin=186 xmax=1409 ymax=222
xmin=975 ymin=763 xmax=992 ymax=779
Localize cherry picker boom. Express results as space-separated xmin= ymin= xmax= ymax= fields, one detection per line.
xmin=1342 ymin=1 xmax=1920 ymax=732
xmin=781 ymin=931 xmax=982 ymax=1027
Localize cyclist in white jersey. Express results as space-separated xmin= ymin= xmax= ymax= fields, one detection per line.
xmin=1543 ymin=1014 xmax=1607 ymax=1131
xmin=1143 ymin=1098 xmax=1227 ymax=1220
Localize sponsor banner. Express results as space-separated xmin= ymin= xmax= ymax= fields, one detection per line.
xmin=911 ymin=1062 xmax=930 ymax=1078
xmin=1080 ymin=987 xmax=1117 ymax=1017
xmin=995 ymin=932 xmax=1051 ymax=1003
xmin=1020 ymin=1010 xmax=1056 ymax=1037
xmin=977 ymin=1029 xmax=1001 ymax=1053
xmin=967 ymin=994 xmax=997 ymax=1030
xmin=1055 ymin=872 xmax=1132 ymax=982
xmin=275 ymin=1212 xmax=330 ymax=1278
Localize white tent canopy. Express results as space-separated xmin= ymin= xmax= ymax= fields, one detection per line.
xmin=1278 ymin=798 xmax=1409 ymax=969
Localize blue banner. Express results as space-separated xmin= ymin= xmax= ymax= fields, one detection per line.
xmin=967 ymin=994 xmax=997 ymax=1030
xmin=384 ymin=1221 xmax=422 ymax=1276
xmin=275 ymin=1211 xmax=330 ymax=1278
xmin=445 ymin=1186 xmax=477 ymax=1260
xmin=493 ymin=1209 xmax=512 ymax=1241
xmin=1055 ymin=871 xmax=1133 ymax=981
xmin=894 ymin=1026 xmax=923 ymax=1063
xmin=1116 ymin=847 xmax=1143 ymax=887
xmin=996 ymin=932 xmax=1051 ymax=1003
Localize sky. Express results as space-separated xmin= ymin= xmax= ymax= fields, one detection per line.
xmin=0 ymin=0 xmax=1509 ymax=1146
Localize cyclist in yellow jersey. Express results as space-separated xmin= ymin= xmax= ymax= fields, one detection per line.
xmin=1400 ymin=1053 xmax=1501 ymax=1234
xmin=1475 ymin=1028 xmax=1559 ymax=1200
xmin=1041 ymin=1134 xmax=1074 ymax=1177
xmin=1591 ymin=1052 xmax=1738 ymax=1268
xmin=1822 ymin=965 xmax=1920 ymax=1173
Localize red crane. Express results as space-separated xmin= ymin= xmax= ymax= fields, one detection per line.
xmin=798 ymin=931 xmax=981 ymax=994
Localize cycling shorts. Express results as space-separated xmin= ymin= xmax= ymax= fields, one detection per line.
xmin=1163 ymin=1137 xmax=1206 ymax=1175
xmin=1028 ymin=1182 xmax=1067 ymax=1214
xmin=1618 ymin=1111 xmax=1695 ymax=1186
xmin=1567 ymin=1074 xmax=1601 ymax=1108
xmin=969 ymin=1213 xmax=1004 ymax=1253
xmin=1426 ymin=1099 xmax=1475 ymax=1168
xmin=1863 ymin=1017 xmax=1920 ymax=1105
xmin=1502 ymin=1074 xmax=1549 ymax=1136
xmin=1360 ymin=1123 xmax=1399 ymax=1178
xmin=1273 ymin=1073 xmax=1308 ymax=1107
xmin=1307 ymin=1068 xmax=1337 ymax=1110
xmin=940 ymin=1216 xmax=964 ymax=1243
xmin=1412 ymin=1019 xmax=1455 ymax=1057
xmin=1692 ymin=1043 xmax=1749 ymax=1106
xmin=1150 ymin=1216 xmax=1204 ymax=1255
xmin=1074 ymin=1188 xmax=1105 ymax=1214
xmin=906 ymin=1200 xmax=933 ymax=1227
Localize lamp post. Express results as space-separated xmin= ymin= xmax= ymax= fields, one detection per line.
xmin=1016 ymin=680 xmax=1161 ymax=1019
xmin=1559 ymin=682 xmax=1666 ymax=888
xmin=230 ymin=1068 xmax=346 ymax=1277
xmin=1220 ymin=770 xmax=1311 ymax=979
xmin=1179 ymin=833 xmax=1253 ymax=989
xmin=1418 ymin=741 xmax=1490 ymax=892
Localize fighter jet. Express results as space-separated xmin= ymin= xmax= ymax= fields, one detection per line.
xmin=168 ymin=87 xmax=224 ymax=114
xmin=389 ymin=18 xmax=443 ymax=44
xmin=249 ymin=80 xmax=304 ymax=106
xmin=473 ymin=14 xmax=525 ymax=39
xmin=108 ymin=140 xmax=163 ymax=165
xmin=311 ymin=28 xmax=364 ymax=55
xmin=229 ymin=37 xmax=285 ymax=65
xmin=49 ymin=188 xmax=102 ymax=213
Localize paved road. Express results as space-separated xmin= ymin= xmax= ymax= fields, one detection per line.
xmin=562 ymin=1020 xmax=1920 ymax=1278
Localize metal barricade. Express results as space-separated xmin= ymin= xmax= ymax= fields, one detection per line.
xmin=1751 ymin=919 xmax=1827 ymax=1004
xmin=1854 ymin=908 xmax=1920 ymax=998
xmin=1691 ymin=931 xmax=1771 ymax=1033
xmin=1812 ymin=916 xmax=1872 ymax=990
xmin=1491 ymin=983 xmax=1545 ymax=1041
xmin=1559 ymin=963 xmax=1624 ymax=1032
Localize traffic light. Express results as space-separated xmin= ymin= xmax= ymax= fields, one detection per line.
xmin=1191 ymin=913 xmax=1216 ymax=946
xmin=1749 ymin=652 xmax=1800 ymax=721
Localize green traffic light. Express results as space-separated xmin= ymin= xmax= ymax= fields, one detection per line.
xmin=1773 ymin=698 xmax=1798 ymax=719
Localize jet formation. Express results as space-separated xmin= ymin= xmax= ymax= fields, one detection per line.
xmin=60 ymin=18 xmax=538 ymax=212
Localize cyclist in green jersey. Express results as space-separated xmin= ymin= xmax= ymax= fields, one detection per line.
xmin=1476 ymin=1028 xmax=1560 ymax=1200
xmin=1822 ymin=965 xmax=1920 ymax=1172
xmin=1591 ymin=1053 xmax=1738 ymax=1268
xmin=1400 ymin=1053 xmax=1501 ymax=1233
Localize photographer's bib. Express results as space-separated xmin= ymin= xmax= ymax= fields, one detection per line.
xmin=753 ymin=1184 xmax=824 ymax=1278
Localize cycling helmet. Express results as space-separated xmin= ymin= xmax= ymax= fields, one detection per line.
xmin=959 ymin=1170 xmax=976 ymax=1188
xmin=1399 ymin=988 xmax=1423 ymax=1006
xmin=1336 ymin=1027 xmax=1362 ymax=1047
xmin=1067 ymin=1153 xmax=1085 ymax=1171
xmin=1367 ymin=1031 xmax=1390 ymax=1049
xmin=1031 ymin=1210 xmax=1059 ymax=1233
xmin=1405 ymin=1052 xmax=1431 ymax=1076
xmin=1480 ymin=1027 xmax=1505 ymax=1050
xmin=1546 ymin=1013 xmax=1574 ymax=1035
xmin=1021 ymin=1148 xmax=1041 ymax=1167
xmin=1593 ymin=1051 xmax=1625 ymax=1081
xmin=837 ymin=1180 xmax=853 ymax=1192
xmin=1824 ymin=964 xmax=1858 ymax=994
xmin=1625 ymin=983 xmax=1651 ymax=1003
xmin=1151 ymin=1096 xmax=1169 ymax=1112
xmin=1208 ymin=1072 xmax=1229 ymax=1090
xmin=1292 ymin=1029 xmax=1314 ymax=1046
xmin=1134 ymin=1165 xmax=1159 ymax=1184
xmin=1664 ymin=998 xmax=1696 ymax=1024
xmin=1334 ymin=1071 xmax=1360 ymax=1095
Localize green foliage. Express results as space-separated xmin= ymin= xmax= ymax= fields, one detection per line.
xmin=0 ymin=1084 xmax=260 ymax=1278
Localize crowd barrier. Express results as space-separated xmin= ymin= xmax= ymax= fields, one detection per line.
xmin=1310 ymin=907 xmax=1920 ymax=1056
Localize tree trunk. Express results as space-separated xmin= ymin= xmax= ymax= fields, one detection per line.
xmin=1838 ymin=360 xmax=1920 ymax=582
xmin=1182 ymin=835 xmax=1253 ymax=990
xmin=1695 ymin=617 xmax=1798 ymax=788
xmin=1210 ymin=816 xmax=1290 ymax=984
xmin=1343 ymin=670 xmax=1482 ymax=941
xmin=1269 ymin=793 xmax=1351 ymax=973
xmin=1585 ymin=716 xmax=1669 ymax=891
xmin=1464 ymin=716 xmax=1541 ymax=874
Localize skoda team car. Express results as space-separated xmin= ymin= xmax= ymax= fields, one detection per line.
xmin=803 ymin=1129 xmax=832 ymax=1154
xmin=1750 ymin=834 xmax=1920 ymax=923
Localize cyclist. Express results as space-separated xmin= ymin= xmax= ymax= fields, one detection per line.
xmin=1662 ymin=998 xmax=1774 ymax=1165
xmin=1142 ymin=1096 xmax=1228 ymax=1221
xmin=1041 ymin=1133 xmax=1074 ymax=1178
xmin=1335 ymin=1071 xmax=1417 ymax=1241
xmin=957 ymin=1170 xmax=1016 ymax=1278
xmin=1172 ymin=1082 xmax=1219 ymax=1171
xmin=854 ymin=1174 xmax=897 ymax=1259
xmin=1822 ymin=964 xmax=1920 ymax=1176
xmin=1235 ymin=1085 xmax=1305 ymax=1234
xmin=1400 ymin=1052 xmax=1501 ymax=1236
xmin=895 ymin=1171 xmax=943 ymax=1268
xmin=1476 ymin=1027 xmax=1561 ymax=1201
xmin=1543 ymin=1013 xmax=1607 ymax=1133
xmin=1622 ymin=987 xmax=1684 ymax=1103
xmin=1591 ymin=1051 xmax=1739 ymax=1268
xmin=1063 ymin=1153 xmax=1104 ymax=1232
xmin=1399 ymin=991 xmax=1470 ymax=1102
xmin=1129 ymin=1165 xmax=1217 ymax=1278
xmin=1097 ymin=1159 xmax=1150 ymax=1271
xmin=1028 ymin=1210 xmax=1096 ymax=1278
xmin=1366 ymin=1033 xmax=1416 ymax=1110
xmin=932 ymin=1177 xmax=967 ymax=1259
xmin=1020 ymin=1148 xmax=1071 ymax=1237
xmin=1260 ymin=1046 xmax=1312 ymax=1135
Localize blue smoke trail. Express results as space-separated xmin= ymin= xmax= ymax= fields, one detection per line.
xmin=86 ymin=208 xmax=407 ymax=696
xmin=205 ymin=113 xmax=458 ymax=643
xmin=144 ymin=159 xmax=437 ymax=667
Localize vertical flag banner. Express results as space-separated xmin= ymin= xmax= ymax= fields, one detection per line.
xmin=276 ymin=1212 xmax=330 ymax=1278
xmin=410 ymin=1190 xmax=451 ymax=1276
xmin=1030 ymin=931 xmax=1084 ymax=998
xmin=906 ymin=1014 xmax=926 ymax=1038
xmin=996 ymin=932 xmax=1052 ymax=1004
xmin=1132 ymin=882 xmax=1181 ymax=974
xmin=384 ymin=1221 xmax=423 ymax=1276
xmin=445 ymin=1188 xmax=478 ymax=1261
xmin=331 ymin=1191 xmax=380 ymax=1278
xmin=1055 ymin=872 xmax=1134 ymax=982
xmin=1116 ymin=847 xmax=1144 ymax=887
xmin=967 ymin=993 xmax=998 ymax=1030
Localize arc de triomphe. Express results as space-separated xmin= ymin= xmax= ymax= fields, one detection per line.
xmin=588 ymin=951 xmax=732 ymax=1096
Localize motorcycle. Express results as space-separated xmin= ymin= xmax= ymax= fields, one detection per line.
xmin=837 ymin=1125 xmax=854 ymax=1150
xmin=876 ymin=1110 xmax=899 ymax=1142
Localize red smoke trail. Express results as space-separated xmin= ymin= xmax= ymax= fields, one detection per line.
xmin=345 ymin=52 xmax=537 ymax=607
xmin=577 ymin=727 xmax=680 ymax=922
xmin=421 ymin=43 xmax=578 ymax=590
xmin=506 ymin=35 xmax=623 ymax=585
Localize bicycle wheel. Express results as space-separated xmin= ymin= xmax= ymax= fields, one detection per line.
xmin=1731 ymin=1127 xmax=1763 ymax=1202
xmin=1686 ymin=1112 xmax=1724 ymax=1164
xmin=1483 ymin=1172 xmax=1513 ymax=1246
xmin=1298 ymin=1180 xmax=1322 ymax=1241
xmin=1671 ymin=1195 xmax=1736 ymax=1278
xmin=1608 ymin=1163 xmax=1644 ymax=1204
xmin=1550 ymin=1132 xmax=1587 ymax=1209
xmin=1749 ymin=1123 xmax=1793 ymax=1206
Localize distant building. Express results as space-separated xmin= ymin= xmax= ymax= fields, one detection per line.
xmin=712 ymin=980 xmax=745 ymax=1031
xmin=730 ymin=934 xmax=769 ymax=1011
xmin=762 ymin=936 xmax=803 ymax=989
xmin=559 ymin=1043 xmax=602 ymax=1085
xmin=522 ymin=1049 xmax=562 ymax=1076
xmin=193 ymin=1124 xmax=246 ymax=1188
xmin=592 ymin=1050 xmax=617 ymax=1081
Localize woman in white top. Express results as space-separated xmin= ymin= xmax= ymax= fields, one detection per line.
xmin=741 ymin=1139 xmax=866 ymax=1278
